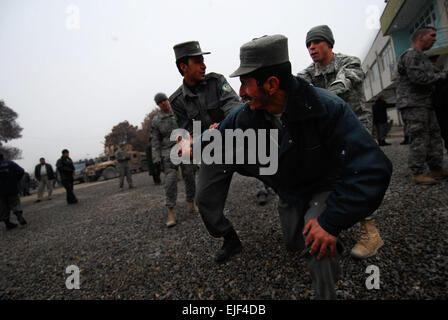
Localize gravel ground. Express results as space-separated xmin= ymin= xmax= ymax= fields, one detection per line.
xmin=1 ymin=137 xmax=447 ymax=300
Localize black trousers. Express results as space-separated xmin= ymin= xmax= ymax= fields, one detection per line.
xmin=195 ymin=163 xmax=341 ymax=299
xmin=61 ymin=178 xmax=77 ymax=204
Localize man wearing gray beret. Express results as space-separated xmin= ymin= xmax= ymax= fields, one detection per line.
xmin=298 ymin=25 xmax=383 ymax=260
xmin=185 ymin=34 xmax=392 ymax=299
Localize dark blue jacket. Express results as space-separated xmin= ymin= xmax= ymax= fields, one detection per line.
xmin=0 ymin=160 xmax=25 ymax=196
xmin=216 ymin=76 xmax=392 ymax=236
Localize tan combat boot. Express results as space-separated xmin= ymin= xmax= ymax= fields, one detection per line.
xmin=350 ymin=220 xmax=384 ymax=259
xmin=429 ymin=168 xmax=448 ymax=179
xmin=187 ymin=201 xmax=199 ymax=213
xmin=412 ymin=174 xmax=437 ymax=185
xmin=166 ymin=208 xmax=176 ymax=228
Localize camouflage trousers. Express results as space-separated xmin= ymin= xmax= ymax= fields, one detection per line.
xmin=162 ymin=157 xmax=196 ymax=209
xmin=118 ymin=164 xmax=133 ymax=187
xmin=401 ymin=107 xmax=444 ymax=174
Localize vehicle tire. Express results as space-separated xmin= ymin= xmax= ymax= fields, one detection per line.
xmin=103 ymin=167 xmax=118 ymax=180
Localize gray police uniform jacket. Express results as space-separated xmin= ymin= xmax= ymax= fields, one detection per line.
xmin=151 ymin=110 xmax=178 ymax=163
xmin=169 ymin=72 xmax=241 ymax=134
xmin=298 ymin=53 xmax=371 ymax=126
xmin=115 ymin=150 xmax=130 ymax=166
xmin=396 ymin=47 xmax=446 ymax=110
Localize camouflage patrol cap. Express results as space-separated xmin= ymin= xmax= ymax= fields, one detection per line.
xmin=306 ymin=25 xmax=335 ymax=47
xmin=173 ymin=41 xmax=211 ymax=61
xmin=154 ymin=92 xmax=168 ymax=104
xmin=230 ymin=35 xmax=289 ymax=78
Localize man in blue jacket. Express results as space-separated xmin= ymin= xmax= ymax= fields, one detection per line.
xmin=184 ymin=35 xmax=392 ymax=299
xmin=0 ymin=153 xmax=27 ymax=230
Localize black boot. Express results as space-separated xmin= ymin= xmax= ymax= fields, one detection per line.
xmin=379 ymin=140 xmax=391 ymax=146
xmin=14 ymin=211 xmax=27 ymax=226
xmin=5 ymin=219 xmax=18 ymax=231
xmin=214 ymin=229 xmax=242 ymax=264
xmin=400 ymin=136 xmax=410 ymax=145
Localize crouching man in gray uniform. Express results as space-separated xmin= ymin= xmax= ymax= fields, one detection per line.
xmin=115 ymin=143 xmax=134 ymax=190
xmin=152 ymin=93 xmax=197 ymax=228
xmin=181 ymin=35 xmax=392 ymax=299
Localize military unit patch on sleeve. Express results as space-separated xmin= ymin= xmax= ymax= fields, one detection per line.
xmin=174 ymin=113 xmax=178 ymax=121
xmin=222 ymin=83 xmax=232 ymax=93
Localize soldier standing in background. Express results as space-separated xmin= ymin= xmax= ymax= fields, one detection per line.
xmin=396 ymin=26 xmax=448 ymax=185
xmin=372 ymin=96 xmax=394 ymax=146
xmin=298 ymin=25 xmax=383 ymax=260
xmin=152 ymin=92 xmax=197 ymax=228
xmin=115 ymin=143 xmax=134 ymax=190
xmin=56 ymin=149 xmax=78 ymax=204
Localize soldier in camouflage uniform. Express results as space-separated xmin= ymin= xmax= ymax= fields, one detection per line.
xmin=152 ymin=92 xmax=197 ymax=228
xmin=115 ymin=144 xmax=134 ymax=190
xmin=396 ymin=26 xmax=448 ymax=185
xmin=298 ymin=25 xmax=372 ymax=131
xmin=298 ymin=25 xmax=381 ymax=260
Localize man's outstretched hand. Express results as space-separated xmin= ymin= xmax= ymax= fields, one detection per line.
xmin=177 ymin=133 xmax=193 ymax=159
xmin=303 ymin=218 xmax=338 ymax=260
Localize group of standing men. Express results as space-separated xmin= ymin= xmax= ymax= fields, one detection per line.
xmin=148 ymin=24 xmax=396 ymax=299
xmin=34 ymin=149 xmax=79 ymax=205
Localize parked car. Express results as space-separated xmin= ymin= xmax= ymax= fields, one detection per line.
xmin=74 ymin=162 xmax=87 ymax=184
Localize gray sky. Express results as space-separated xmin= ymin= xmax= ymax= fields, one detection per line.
xmin=0 ymin=0 xmax=386 ymax=173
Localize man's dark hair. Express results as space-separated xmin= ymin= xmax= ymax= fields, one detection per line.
xmin=40 ymin=157 xmax=45 ymax=161
xmin=247 ymin=62 xmax=293 ymax=91
xmin=176 ymin=56 xmax=190 ymax=76
xmin=0 ymin=153 xmax=4 ymax=161
xmin=62 ymin=149 xmax=69 ymax=154
xmin=411 ymin=26 xmax=437 ymax=43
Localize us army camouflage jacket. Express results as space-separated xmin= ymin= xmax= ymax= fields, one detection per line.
xmin=151 ymin=110 xmax=178 ymax=163
xmin=169 ymin=72 xmax=241 ymax=134
xmin=396 ymin=47 xmax=447 ymax=110
xmin=115 ymin=150 xmax=130 ymax=163
xmin=298 ymin=53 xmax=371 ymax=123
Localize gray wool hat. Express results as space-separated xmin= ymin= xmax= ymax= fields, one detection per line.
xmin=154 ymin=92 xmax=168 ymax=104
xmin=230 ymin=34 xmax=289 ymax=78
xmin=306 ymin=25 xmax=335 ymax=47
xmin=173 ymin=41 xmax=210 ymax=61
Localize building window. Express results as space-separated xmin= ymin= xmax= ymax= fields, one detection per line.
xmin=371 ymin=61 xmax=379 ymax=82
xmin=381 ymin=42 xmax=395 ymax=72
xmin=410 ymin=3 xmax=436 ymax=34
xmin=364 ymin=70 xmax=372 ymax=93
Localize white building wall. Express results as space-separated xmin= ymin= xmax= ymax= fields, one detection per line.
xmin=362 ymin=30 xmax=397 ymax=101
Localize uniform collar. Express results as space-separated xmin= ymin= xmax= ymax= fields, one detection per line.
xmin=311 ymin=53 xmax=337 ymax=77
xmin=181 ymin=79 xmax=207 ymax=98
xmin=283 ymin=76 xmax=327 ymax=123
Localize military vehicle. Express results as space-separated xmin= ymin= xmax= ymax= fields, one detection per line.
xmin=84 ymin=152 xmax=147 ymax=182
